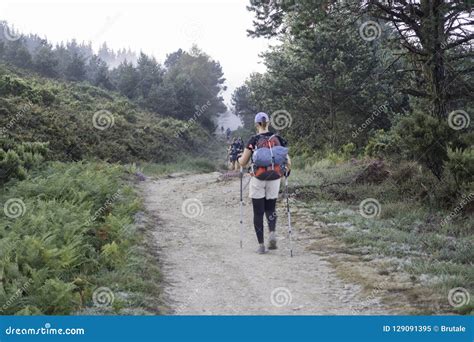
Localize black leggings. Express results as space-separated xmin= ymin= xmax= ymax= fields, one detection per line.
xmin=252 ymin=198 xmax=277 ymax=244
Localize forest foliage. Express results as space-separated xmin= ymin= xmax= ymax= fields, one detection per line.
xmin=0 ymin=21 xmax=226 ymax=132
xmin=233 ymin=0 xmax=472 ymax=205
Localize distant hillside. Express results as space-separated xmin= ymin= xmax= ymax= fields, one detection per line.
xmin=0 ymin=23 xmax=227 ymax=134
xmin=0 ymin=63 xmax=211 ymax=163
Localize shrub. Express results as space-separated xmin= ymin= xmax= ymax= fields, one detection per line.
xmin=355 ymin=159 xmax=390 ymax=184
xmin=365 ymin=129 xmax=401 ymax=159
xmin=395 ymin=111 xmax=450 ymax=179
xmin=341 ymin=142 xmax=356 ymax=159
xmin=0 ymin=162 xmax=150 ymax=314
xmin=446 ymin=147 xmax=474 ymax=190
xmin=0 ymin=141 xmax=48 ymax=184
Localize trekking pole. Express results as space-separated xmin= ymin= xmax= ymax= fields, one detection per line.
xmin=285 ymin=174 xmax=293 ymax=257
xmin=239 ymin=166 xmax=244 ymax=249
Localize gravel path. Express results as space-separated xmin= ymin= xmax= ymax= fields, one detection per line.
xmin=141 ymin=172 xmax=391 ymax=315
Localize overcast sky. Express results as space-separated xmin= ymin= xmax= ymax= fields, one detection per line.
xmin=0 ymin=0 xmax=271 ymax=105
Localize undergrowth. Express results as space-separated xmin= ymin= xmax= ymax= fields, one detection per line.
xmin=0 ymin=161 xmax=164 ymax=315
xmin=289 ymin=156 xmax=473 ymax=314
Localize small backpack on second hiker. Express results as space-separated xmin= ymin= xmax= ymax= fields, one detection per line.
xmin=251 ymin=134 xmax=288 ymax=180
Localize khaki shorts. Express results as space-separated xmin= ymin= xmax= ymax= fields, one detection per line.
xmin=249 ymin=177 xmax=281 ymax=199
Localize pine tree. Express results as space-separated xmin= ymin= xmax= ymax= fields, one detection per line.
xmin=65 ymin=52 xmax=86 ymax=81
xmin=34 ymin=44 xmax=58 ymax=77
xmin=111 ymin=61 xmax=139 ymax=98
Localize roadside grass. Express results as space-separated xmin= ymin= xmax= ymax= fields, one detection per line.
xmin=139 ymin=157 xmax=217 ymax=177
xmin=139 ymin=138 xmax=228 ymax=177
xmin=0 ymin=161 xmax=165 ymax=315
xmin=289 ymin=157 xmax=473 ymax=314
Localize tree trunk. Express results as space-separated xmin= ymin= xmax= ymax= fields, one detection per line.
xmin=421 ymin=0 xmax=447 ymax=120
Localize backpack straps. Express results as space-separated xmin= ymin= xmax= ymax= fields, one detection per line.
xmin=268 ymin=134 xmax=275 ymax=170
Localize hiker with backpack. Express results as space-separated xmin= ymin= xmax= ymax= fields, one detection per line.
xmin=227 ymin=137 xmax=245 ymax=171
xmin=228 ymin=138 xmax=239 ymax=171
xmin=238 ymin=112 xmax=291 ymax=254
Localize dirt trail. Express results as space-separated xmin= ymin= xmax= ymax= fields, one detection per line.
xmin=141 ymin=172 xmax=392 ymax=315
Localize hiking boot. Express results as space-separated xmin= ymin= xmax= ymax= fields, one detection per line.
xmin=268 ymin=231 xmax=277 ymax=250
xmin=257 ymin=244 xmax=266 ymax=254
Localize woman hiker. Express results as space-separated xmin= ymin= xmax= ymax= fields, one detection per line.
xmin=238 ymin=112 xmax=291 ymax=254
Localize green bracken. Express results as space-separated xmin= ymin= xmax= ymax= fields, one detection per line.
xmin=0 ymin=162 xmax=163 ymax=315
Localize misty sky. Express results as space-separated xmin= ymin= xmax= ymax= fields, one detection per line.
xmin=0 ymin=0 xmax=271 ymax=105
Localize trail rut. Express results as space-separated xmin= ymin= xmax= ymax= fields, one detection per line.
xmin=141 ymin=172 xmax=392 ymax=315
